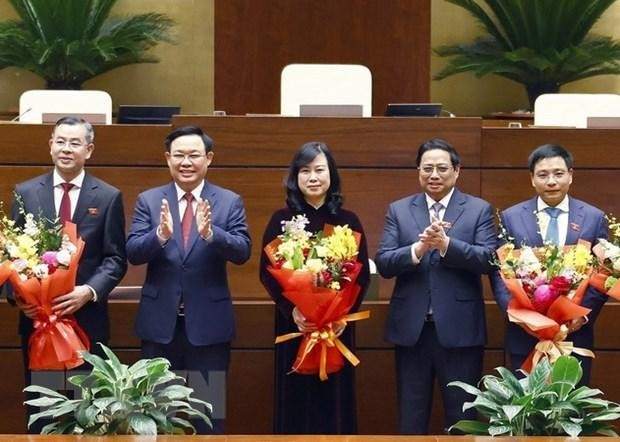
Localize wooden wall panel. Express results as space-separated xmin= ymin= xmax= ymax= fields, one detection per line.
xmin=482 ymin=127 xmax=620 ymax=167
xmin=214 ymin=0 xmax=431 ymax=116
xmin=173 ymin=116 xmax=482 ymax=167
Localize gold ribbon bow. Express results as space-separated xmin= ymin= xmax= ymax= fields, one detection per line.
xmin=530 ymin=325 xmax=595 ymax=369
xmin=275 ymin=310 xmax=370 ymax=381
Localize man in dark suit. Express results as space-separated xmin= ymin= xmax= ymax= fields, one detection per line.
xmin=375 ymin=138 xmax=496 ymax=434
xmin=126 ymin=125 xmax=251 ymax=433
xmin=12 ymin=115 xmax=127 ymax=355
xmin=11 ymin=116 xmax=127 ymax=432
xmin=490 ymin=143 xmax=607 ymax=384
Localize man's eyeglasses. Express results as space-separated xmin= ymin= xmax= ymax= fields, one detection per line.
xmin=170 ymin=153 xmax=205 ymax=163
xmin=53 ymin=139 xmax=85 ymax=150
xmin=418 ymin=164 xmax=453 ymax=176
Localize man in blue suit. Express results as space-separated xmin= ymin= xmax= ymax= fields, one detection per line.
xmin=126 ymin=126 xmax=251 ymax=433
xmin=375 ymin=138 xmax=496 ymax=434
xmin=490 ymin=144 xmax=607 ymax=384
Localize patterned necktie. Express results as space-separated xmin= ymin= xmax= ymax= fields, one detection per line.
xmin=181 ymin=192 xmax=194 ymax=249
xmin=544 ymin=207 xmax=561 ymax=245
xmin=58 ymin=182 xmax=74 ymax=225
xmin=431 ymin=202 xmax=443 ymax=222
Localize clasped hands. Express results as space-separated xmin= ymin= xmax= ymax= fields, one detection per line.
xmin=17 ymin=284 xmax=94 ymax=319
xmin=158 ymin=197 xmax=212 ymax=241
xmin=414 ymin=218 xmax=449 ymax=257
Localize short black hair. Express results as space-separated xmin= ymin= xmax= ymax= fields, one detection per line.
xmin=164 ymin=125 xmax=213 ymax=152
xmin=285 ymin=141 xmax=343 ymax=215
xmin=415 ymin=138 xmax=460 ymax=167
xmin=52 ymin=116 xmax=94 ymax=143
xmin=528 ymin=143 xmax=573 ymax=171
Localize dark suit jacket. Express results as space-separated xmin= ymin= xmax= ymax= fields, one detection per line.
xmin=490 ymin=196 xmax=608 ymax=355
xmin=12 ymin=172 xmax=127 ymax=343
xmin=126 ymin=180 xmax=251 ymax=346
xmin=375 ymin=189 xmax=496 ymax=348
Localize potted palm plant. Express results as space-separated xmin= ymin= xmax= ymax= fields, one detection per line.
xmin=24 ymin=344 xmax=212 ymax=435
xmin=434 ymin=0 xmax=620 ymax=109
xmin=0 ymin=0 xmax=174 ymax=89
xmin=449 ymin=355 xmax=620 ymax=437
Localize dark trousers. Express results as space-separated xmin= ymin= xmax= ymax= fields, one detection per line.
xmin=142 ymin=316 xmax=230 ymax=434
xmin=395 ymin=321 xmax=483 ymax=435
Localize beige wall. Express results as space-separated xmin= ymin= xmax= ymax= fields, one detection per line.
xmin=2 ymin=0 xmax=619 ymax=117
xmin=0 ymin=0 xmax=214 ymax=115
xmin=430 ymin=0 xmax=620 ymax=116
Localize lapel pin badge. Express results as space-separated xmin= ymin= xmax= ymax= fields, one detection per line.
xmin=570 ymin=222 xmax=581 ymax=232
xmin=88 ymin=208 xmax=98 ymax=215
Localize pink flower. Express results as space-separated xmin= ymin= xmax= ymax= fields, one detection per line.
xmin=532 ymin=284 xmax=559 ymax=314
xmin=41 ymin=251 xmax=58 ymax=266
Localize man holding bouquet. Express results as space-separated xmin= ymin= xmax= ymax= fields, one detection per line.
xmin=11 ymin=116 xmax=127 ymax=430
xmin=490 ymin=143 xmax=607 ymax=384
xmin=126 ymin=125 xmax=251 ymax=433
xmin=376 ymin=138 xmax=496 ymax=434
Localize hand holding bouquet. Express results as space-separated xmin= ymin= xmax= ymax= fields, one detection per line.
xmin=590 ymin=214 xmax=620 ymax=299
xmin=264 ymin=215 xmax=369 ymax=380
xmin=496 ymin=222 xmax=594 ymax=371
xmin=0 ymin=200 xmax=88 ymax=370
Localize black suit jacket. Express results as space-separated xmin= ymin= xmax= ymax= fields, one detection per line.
xmin=11 ymin=171 xmax=128 ymax=343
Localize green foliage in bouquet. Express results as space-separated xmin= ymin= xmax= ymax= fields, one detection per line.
xmin=24 ymin=344 xmax=212 ymax=435
xmin=0 ymin=0 xmax=175 ymax=89
xmin=434 ymin=0 xmax=620 ymax=109
xmin=449 ymin=355 xmax=620 ymax=437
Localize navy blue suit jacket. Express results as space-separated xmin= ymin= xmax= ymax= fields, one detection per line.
xmin=490 ymin=196 xmax=608 ymax=355
xmin=126 ymin=181 xmax=251 ymax=346
xmin=12 ymin=172 xmax=127 ymax=343
xmin=375 ymin=189 xmax=496 ymax=348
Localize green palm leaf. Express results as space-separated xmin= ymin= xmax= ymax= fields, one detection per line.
xmin=0 ymin=0 xmax=174 ymax=89
xmin=435 ymin=0 xmax=620 ymax=108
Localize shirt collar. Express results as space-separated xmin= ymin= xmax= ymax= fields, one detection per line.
xmin=537 ymin=195 xmax=569 ymax=213
xmin=425 ymin=187 xmax=455 ymax=211
xmin=53 ymin=169 xmax=85 ymax=188
xmin=174 ymin=181 xmax=205 ymax=202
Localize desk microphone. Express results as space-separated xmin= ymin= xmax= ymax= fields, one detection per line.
xmin=11 ymin=107 xmax=33 ymax=122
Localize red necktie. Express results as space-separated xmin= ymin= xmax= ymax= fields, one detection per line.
xmin=58 ymin=182 xmax=74 ymax=225
xmin=181 ymin=193 xmax=194 ymax=249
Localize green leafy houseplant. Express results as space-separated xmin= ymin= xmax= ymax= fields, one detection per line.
xmin=24 ymin=344 xmax=212 ymax=435
xmin=0 ymin=0 xmax=174 ymax=89
xmin=449 ymin=355 xmax=620 ymax=437
xmin=434 ymin=0 xmax=620 ymax=109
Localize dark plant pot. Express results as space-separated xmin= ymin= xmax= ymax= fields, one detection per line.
xmin=525 ymin=82 xmax=560 ymax=110
xmin=46 ymin=80 xmax=83 ymax=90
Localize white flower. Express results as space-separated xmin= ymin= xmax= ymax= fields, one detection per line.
xmin=599 ymin=239 xmax=620 ymax=260
xmin=23 ymin=213 xmax=39 ymax=237
xmin=313 ymin=245 xmax=328 ymax=258
xmin=6 ymin=241 xmax=19 ymax=259
xmin=519 ymin=247 xmax=542 ymax=273
xmin=61 ymin=235 xmax=77 ymax=254
xmin=305 ymin=258 xmax=325 ymax=273
xmin=56 ymin=249 xmax=72 ymax=266
xmin=33 ymin=263 xmax=49 ymax=279
xmin=12 ymin=259 xmax=28 ymax=273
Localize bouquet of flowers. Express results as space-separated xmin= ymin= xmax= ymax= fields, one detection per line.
xmin=264 ymin=215 xmax=369 ymax=380
xmin=0 ymin=201 xmax=88 ymax=370
xmin=590 ymin=214 xmax=620 ymax=299
xmin=496 ymin=223 xmax=594 ymax=371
